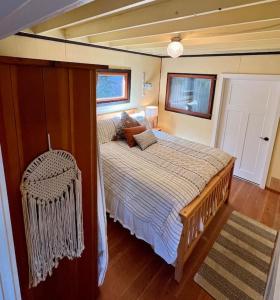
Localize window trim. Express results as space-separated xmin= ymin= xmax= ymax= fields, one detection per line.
xmin=96 ymin=69 xmax=131 ymax=104
xmin=165 ymin=73 xmax=217 ymax=119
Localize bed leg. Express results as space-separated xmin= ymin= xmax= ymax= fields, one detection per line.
xmin=175 ymin=263 xmax=183 ymax=283
xmin=225 ymin=164 xmax=234 ymax=203
xmin=174 ymin=219 xmax=189 ymax=283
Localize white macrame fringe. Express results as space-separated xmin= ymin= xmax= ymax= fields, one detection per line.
xmin=21 ymin=150 xmax=84 ymax=287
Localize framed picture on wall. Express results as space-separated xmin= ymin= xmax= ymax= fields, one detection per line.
xmin=165 ymin=73 xmax=217 ymax=119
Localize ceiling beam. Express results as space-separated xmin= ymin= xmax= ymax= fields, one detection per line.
xmin=134 ymin=38 xmax=280 ymax=55
xmin=182 ymin=38 xmax=280 ymax=51
xmin=124 ymin=30 xmax=280 ymax=49
xmin=107 ymin=20 xmax=280 ymax=46
xmin=32 ymin=0 xmax=156 ymax=34
xmin=66 ymin=0 xmax=272 ymax=39
xmin=88 ymin=1 xmax=280 ymax=43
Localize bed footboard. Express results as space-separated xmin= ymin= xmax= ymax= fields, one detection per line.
xmin=175 ymin=158 xmax=235 ymax=282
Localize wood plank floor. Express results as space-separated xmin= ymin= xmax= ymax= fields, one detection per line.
xmin=98 ymin=178 xmax=280 ymax=300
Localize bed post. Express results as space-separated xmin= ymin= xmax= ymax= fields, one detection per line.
xmin=175 ymin=218 xmax=189 ymax=282
xmin=174 ymin=158 xmax=235 ymax=283
xmin=225 ymin=162 xmax=234 ymax=203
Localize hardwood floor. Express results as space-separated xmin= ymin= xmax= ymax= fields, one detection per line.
xmin=98 ymin=177 xmax=280 ymax=300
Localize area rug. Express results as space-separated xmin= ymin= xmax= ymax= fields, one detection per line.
xmin=194 ymin=211 xmax=278 ymax=300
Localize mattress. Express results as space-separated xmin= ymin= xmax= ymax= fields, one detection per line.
xmin=100 ymin=130 xmax=231 ymax=264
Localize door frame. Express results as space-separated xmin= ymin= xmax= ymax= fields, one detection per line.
xmin=210 ymin=73 xmax=280 ymax=189
xmin=0 ymin=145 xmax=21 ymax=300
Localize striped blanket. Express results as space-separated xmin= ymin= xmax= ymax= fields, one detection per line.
xmin=100 ymin=130 xmax=231 ymax=264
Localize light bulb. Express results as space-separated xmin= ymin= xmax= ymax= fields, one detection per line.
xmin=167 ymin=40 xmax=184 ymax=58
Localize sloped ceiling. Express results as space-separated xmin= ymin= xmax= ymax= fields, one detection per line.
xmin=0 ymin=0 xmax=93 ymax=39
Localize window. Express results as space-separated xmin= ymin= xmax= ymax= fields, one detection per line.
xmin=165 ymin=73 xmax=216 ymax=119
xmin=96 ymin=69 xmax=131 ymax=104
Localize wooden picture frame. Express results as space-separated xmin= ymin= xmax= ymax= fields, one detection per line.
xmin=96 ymin=69 xmax=131 ymax=104
xmin=165 ymin=73 xmax=217 ymax=119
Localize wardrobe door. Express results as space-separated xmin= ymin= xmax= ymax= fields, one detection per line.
xmin=69 ymin=67 xmax=98 ymax=300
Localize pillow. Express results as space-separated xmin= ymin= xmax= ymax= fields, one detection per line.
xmin=114 ymin=112 xmax=140 ymax=140
xmin=97 ymin=117 xmax=119 ymax=144
xmin=133 ymin=129 xmax=157 ymax=150
xmin=124 ymin=125 xmax=146 ymax=147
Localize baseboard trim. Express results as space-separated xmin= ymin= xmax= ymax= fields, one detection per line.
xmin=265 ymin=186 xmax=280 ymax=194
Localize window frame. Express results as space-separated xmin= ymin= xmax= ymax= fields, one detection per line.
xmin=165 ymin=73 xmax=217 ymax=119
xmin=96 ymin=69 xmax=131 ymax=104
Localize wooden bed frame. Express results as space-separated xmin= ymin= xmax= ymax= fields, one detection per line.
xmin=175 ymin=157 xmax=235 ymax=282
xmin=97 ymin=109 xmax=235 ymax=282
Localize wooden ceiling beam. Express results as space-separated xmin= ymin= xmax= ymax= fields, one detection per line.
xmin=182 ymin=38 xmax=280 ymax=51
xmin=88 ymin=1 xmax=280 ymax=43
xmin=124 ymin=30 xmax=280 ymax=49
xmin=107 ymin=21 xmax=280 ymax=46
xmin=32 ymin=0 xmax=156 ymax=34
xmin=133 ymin=38 xmax=280 ymax=55
xmin=108 ymin=35 xmax=172 ymax=47
xmin=66 ymin=0 xmax=272 ymax=38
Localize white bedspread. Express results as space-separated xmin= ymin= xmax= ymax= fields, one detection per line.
xmin=100 ymin=131 xmax=231 ymax=264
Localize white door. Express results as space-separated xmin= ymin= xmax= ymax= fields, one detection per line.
xmin=0 ymin=147 xmax=21 ymax=300
xmin=217 ymin=77 xmax=280 ymax=185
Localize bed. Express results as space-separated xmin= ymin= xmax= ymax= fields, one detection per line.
xmin=97 ymin=110 xmax=235 ymax=282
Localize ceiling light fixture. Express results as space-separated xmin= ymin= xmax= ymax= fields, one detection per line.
xmin=167 ymin=36 xmax=184 ymax=58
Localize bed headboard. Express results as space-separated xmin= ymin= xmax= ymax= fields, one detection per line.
xmin=97 ymin=108 xmax=137 ymax=120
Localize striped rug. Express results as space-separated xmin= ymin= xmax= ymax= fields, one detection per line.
xmin=194 ymin=211 xmax=278 ymax=300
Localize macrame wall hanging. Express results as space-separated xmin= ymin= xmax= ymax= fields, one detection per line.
xmin=20 ymin=147 xmax=84 ymax=287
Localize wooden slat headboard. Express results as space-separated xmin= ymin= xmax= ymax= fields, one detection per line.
xmin=97 ymin=108 xmax=137 ymax=120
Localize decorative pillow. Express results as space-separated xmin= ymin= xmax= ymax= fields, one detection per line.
xmin=124 ymin=125 xmax=146 ymax=147
xmin=133 ymin=129 xmax=157 ymax=150
xmin=97 ymin=117 xmax=119 ymax=144
xmin=114 ymin=112 xmax=140 ymax=140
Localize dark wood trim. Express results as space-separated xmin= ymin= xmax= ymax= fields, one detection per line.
xmin=13 ymin=33 xmax=280 ymax=59
xmin=166 ymin=73 xmax=217 ymax=79
xmin=15 ymin=32 xmax=161 ymax=58
xmin=165 ymin=72 xmax=217 ymax=120
xmin=0 ymin=55 xmax=108 ymax=70
xmin=165 ymin=106 xmax=212 ymax=119
xmin=0 ymin=56 xmax=52 ymax=66
xmin=96 ymin=69 xmax=131 ymax=104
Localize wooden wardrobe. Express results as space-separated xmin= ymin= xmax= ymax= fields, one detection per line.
xmin=0 ymin=56 xmax=107 ymax=300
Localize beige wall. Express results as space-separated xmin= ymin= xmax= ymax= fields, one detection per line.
xmin=0 ymin=35 xmax=279 ymax=186
xmin=158 ymin=55 xmax=280 ymax=186
xmin=0 ymin=35 xmax=161 ymax=115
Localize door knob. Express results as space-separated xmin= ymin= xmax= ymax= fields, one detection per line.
xmin=260 ymin=137 xmax=269 ymax=141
